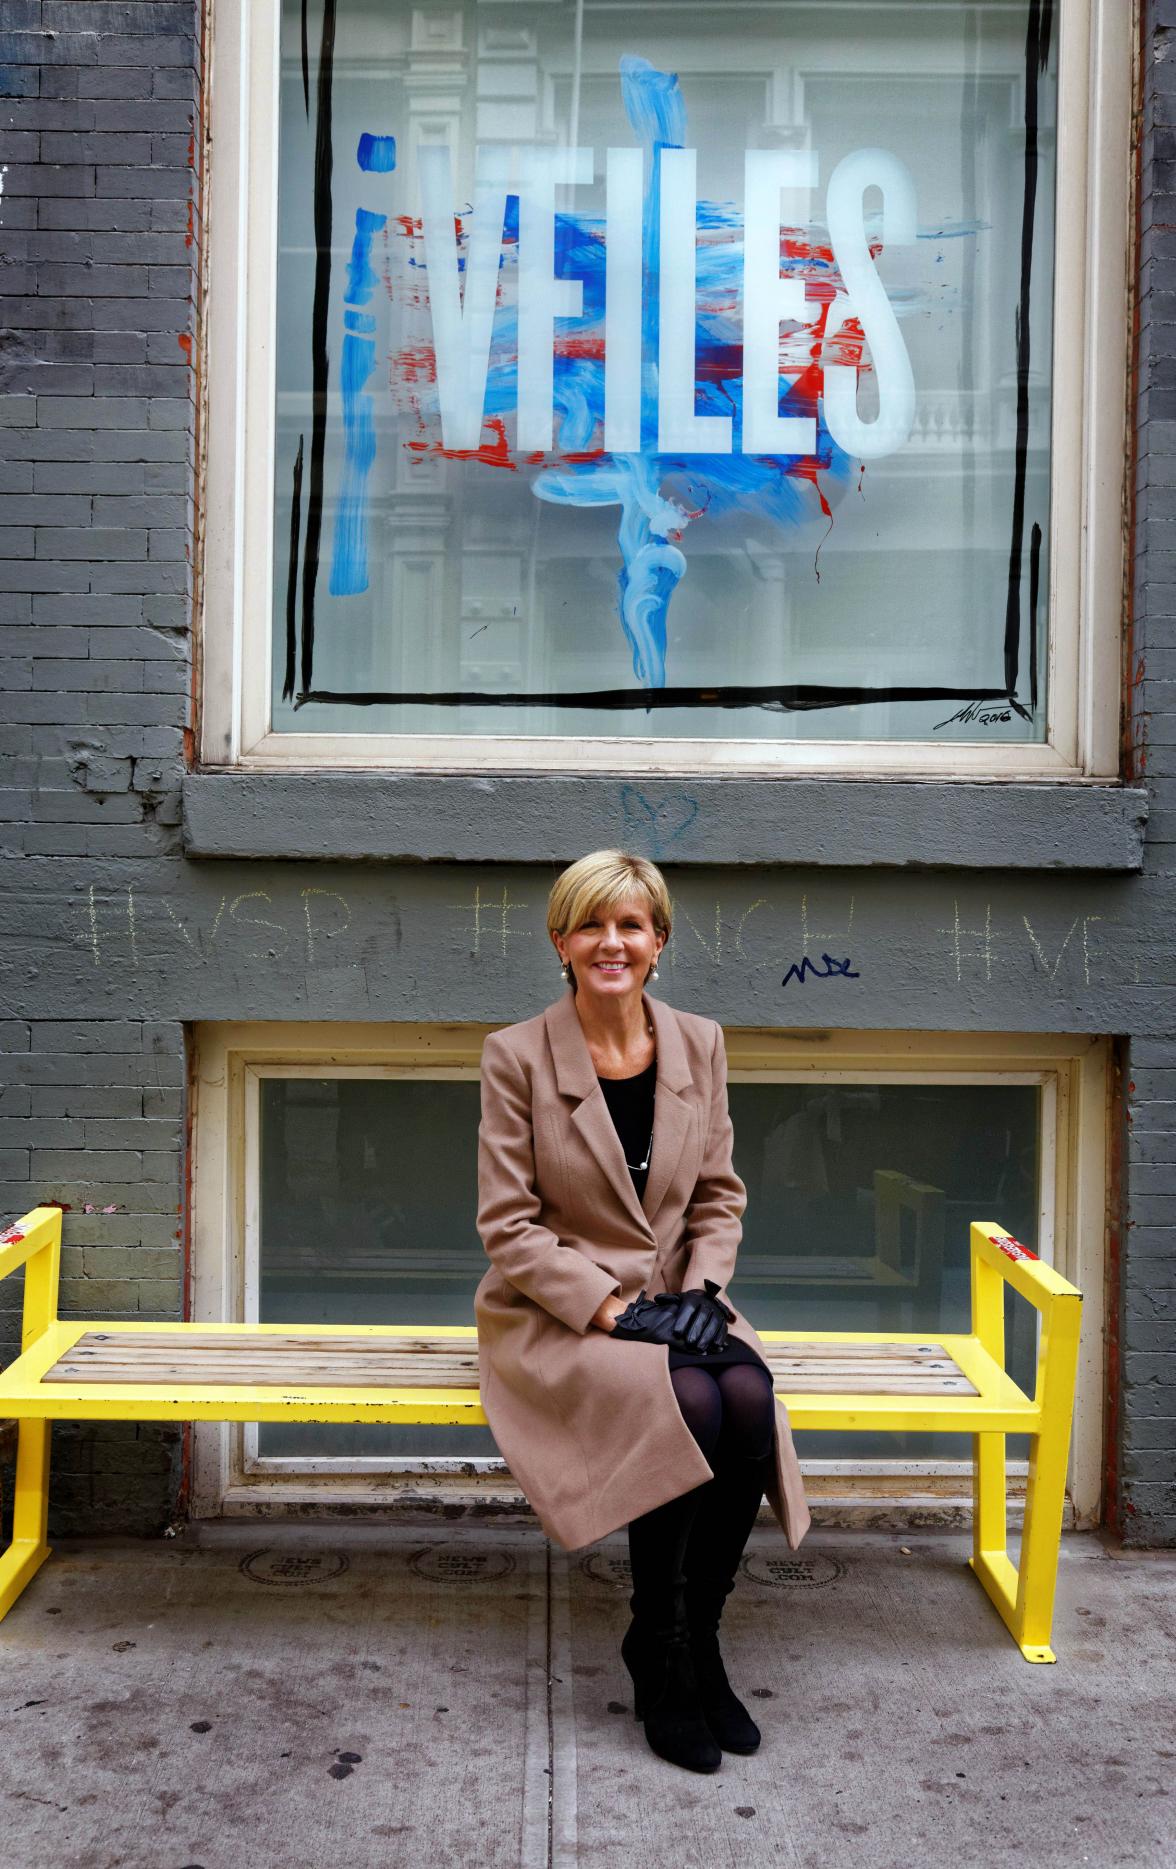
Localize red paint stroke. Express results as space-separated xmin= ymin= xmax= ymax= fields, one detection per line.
xmin=408 ymin=416 xmax=519 ymax=471
xmin=522 ymin=447 xmax=606 ymax=465
xmin=554 ymin=335 xmax=606 ymax=361
xmin=781 ymin=233 xmax=837 ymax=265
xmin=793 ymin=458 xmax=835 ymax=581
xmin=824 ymin=315 xmax=867 ymax=370
xmin=391 ymin=343 xmax=438 ymax=385
xmin=0 ymin=1226 xmax=26 ymax=1246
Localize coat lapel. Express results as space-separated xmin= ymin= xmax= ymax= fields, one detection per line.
xmin=543 ymin=992 xmax=698 ymax=1237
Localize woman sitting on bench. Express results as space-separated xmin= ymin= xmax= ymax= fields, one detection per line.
xmin=474 ymin=849 xmax=810 ymax=1775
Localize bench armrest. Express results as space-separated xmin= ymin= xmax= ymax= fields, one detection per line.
xmin=970 ymin=1222 xmax=1081 ymax=1312
xmin=969 ymin=1220 xmax=1081 ymax=1414
xmin=0 ymin=1208 xmax=62 ymax=1352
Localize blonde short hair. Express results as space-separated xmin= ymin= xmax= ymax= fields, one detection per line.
xmin=547 ymin=850 xmax=673 ymax=943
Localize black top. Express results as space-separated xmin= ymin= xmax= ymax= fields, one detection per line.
xmin=599 ymin=1055 xmax=769 ymax=1378
xmin=597 ymin=1057 xmax=656 ymax=1202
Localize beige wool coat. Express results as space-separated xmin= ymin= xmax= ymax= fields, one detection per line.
xmin=474 ymin=990 xmax=811 ymax=1554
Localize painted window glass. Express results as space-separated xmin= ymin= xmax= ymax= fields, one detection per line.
xmin=273 ymin=1 xmax=1056 ymax=746
xmin=255 ymin=1074 xmax=1040 ymax=1464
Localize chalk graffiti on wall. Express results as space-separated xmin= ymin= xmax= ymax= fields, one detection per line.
xmin=73 ymin=881 xmax=1138 ymax=994
xmin=281 ymin=1 xmax=1054 ymax=724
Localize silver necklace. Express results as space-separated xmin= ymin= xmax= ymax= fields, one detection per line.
xmin=626 ymin=1127 xmax=655 ymax=1173
xmin=625 ymin=1057 xmax=655 ymax=1171
xmin=599 ymin=1040 xmax=655 ymax=1171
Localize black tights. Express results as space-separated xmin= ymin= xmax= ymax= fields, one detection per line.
xmin=626 ymin=1363 xmax=776 ymax=1632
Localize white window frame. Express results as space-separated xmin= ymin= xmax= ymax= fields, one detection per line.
xmin=190 ymin=1022 xmax=1109 ymax=1528
xmin=200 ymin=0 xmax=1131 ymax=778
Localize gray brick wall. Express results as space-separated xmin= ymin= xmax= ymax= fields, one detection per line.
xmin=0 ymin=0 xmax=198 ymax=1534
xmin=0 ymin=1018 xmax=186 ymax=1533
xmin=1122 ymin=1 xmax=1176 ymax=1545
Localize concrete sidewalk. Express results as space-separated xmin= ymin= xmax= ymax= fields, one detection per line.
xmin=0 ymin=1524 xmax=1171 ymax=1869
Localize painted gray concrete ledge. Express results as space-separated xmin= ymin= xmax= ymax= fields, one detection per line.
xmin=182 ymin=772 xmax=1149 ymax=870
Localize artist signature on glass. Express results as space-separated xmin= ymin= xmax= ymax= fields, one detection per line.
xmin=932 ymin=699 xmax=1017 ymax=730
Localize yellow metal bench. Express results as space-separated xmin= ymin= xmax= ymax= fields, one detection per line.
xmin=0 ymin=1206 xmax=1081 ymax=1660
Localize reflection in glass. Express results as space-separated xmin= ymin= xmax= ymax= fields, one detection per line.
xmin=256 ymin=1074 xmax=1040 ymax=1465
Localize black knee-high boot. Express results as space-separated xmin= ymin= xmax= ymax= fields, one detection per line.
xmin=682 ymin=1451 xmax=772 ymax=1753
xmin=622 ymin=1487 xmax=722 ymax=1774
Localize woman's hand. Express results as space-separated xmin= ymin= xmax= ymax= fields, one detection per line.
xmin=671 ymin=1280 xmax=736 ymax=1353
xmin=590 ymin=1294 xmax=627 ymax=1332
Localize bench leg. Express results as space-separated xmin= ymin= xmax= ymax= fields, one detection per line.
xmin=968 ymin=1415 xmax=1071 ymax=1664
xmin=968 ymin=1429 xmax=1035 ymax=1657
xmin=1010 ymin=1404 xmax=1073 ymax=1663
xmin=0 ymin=1419 xmax=52 ymax=1624
xmin=971 ymin=1429 xmax=1007 ymax=1567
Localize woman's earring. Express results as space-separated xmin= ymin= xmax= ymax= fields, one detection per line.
xmin=560 ymin=962 xmax=572 ymax=984
xmin=648 ymin=962 xmax=660 ymax=982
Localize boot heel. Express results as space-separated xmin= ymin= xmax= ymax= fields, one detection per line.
xmin=689 ymin=1629 xmax=761 ymax=1754
xmin=620 ymin=1618 xmax=721 ymax=1773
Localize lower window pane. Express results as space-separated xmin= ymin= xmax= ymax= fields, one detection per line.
xmin=257 ymin=1077 xmax=496 ymax=1459
xmin=725 ymin=1082 xmax=1039 ymax=1462
xmin=255 ymin=1074 xmax=1040 ymax=1468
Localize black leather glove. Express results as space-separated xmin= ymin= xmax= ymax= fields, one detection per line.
xmin=670 ymin=1279 xmax=736 ymax=1354
xmin=609 ymin=1289 xmax=684 ymax=1348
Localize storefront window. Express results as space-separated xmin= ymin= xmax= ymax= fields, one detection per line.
xmin=271 ymin=0 xmax=1056 ymax=747
xmin=254 ymin=1072 xmax=1040 ymax=1465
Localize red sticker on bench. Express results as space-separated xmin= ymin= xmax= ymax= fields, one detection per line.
xmin=0 ymin=1225 xmax=25 ymax=1246
xmin=993 ymin=1234 xmax=1038 ymax=1262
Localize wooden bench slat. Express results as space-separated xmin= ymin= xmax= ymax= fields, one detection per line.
xmin=39 ymin=1329 xmax=978 ymax=1397
xmin=68 ymin=1331 xmax=956 ymax=1358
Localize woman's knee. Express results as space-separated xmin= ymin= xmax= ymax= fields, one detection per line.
xmin=714 ymin=1364 xmax=776 ymax=1461
xmin=669 ymin=1365 xmax=723 ymax=1459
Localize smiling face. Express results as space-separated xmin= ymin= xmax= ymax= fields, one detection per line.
xmin=552 ymin=893 xmax=667 ymax=1007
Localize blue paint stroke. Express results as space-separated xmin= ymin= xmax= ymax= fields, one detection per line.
xmin=357 ymin=132 xmax=397 ymax=173
xmin=330 ymin=331 xmax=381 ymax=596
xmin=330 ymin=206 xmax=388 ymax=596
xmin=344 ymin=206 xmax=386 ymax=306
xmin=387 ymin=59 xmax=984 ymax=687
xmin=531 ymin=55 xmax=834 ymax=688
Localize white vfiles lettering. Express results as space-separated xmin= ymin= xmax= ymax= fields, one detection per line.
xmin=657 ymin=148 xmax=732 ymax=453
xmin=422 ymin=145 xmax=916 ymax=458
xmin=419 ymin=144 xmax=510 ymax=450
xmin=823 ymin=148 xmax=917 ymax=458
xmin=604 ymin=146 xmax=644 ymax=453
xmin=742 ymin=149 xmax=820 ymax=456
xmin=517 ymin=147 xmax=593 ymax=450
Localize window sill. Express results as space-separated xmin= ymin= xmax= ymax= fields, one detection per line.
xmin=181 ymin=772 xmax=1148 ymax=870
